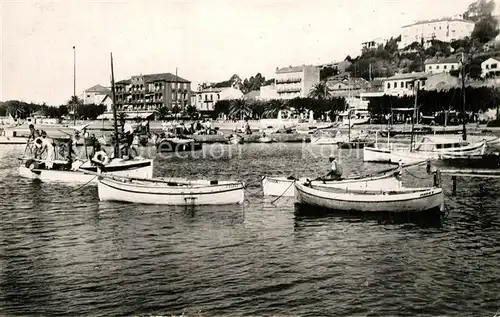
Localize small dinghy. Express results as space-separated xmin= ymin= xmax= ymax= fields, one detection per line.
xmin=262 ymin=169 xmax=402 ymax=197
xmin=294 ymin=181 xmax=444 ymax=213
xmin=97 ymin=174 xmax=245 ymax=206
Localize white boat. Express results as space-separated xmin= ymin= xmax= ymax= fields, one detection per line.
xmin=294 ymin=181 xmax=444 ymax=213
xmin=389 ymin=136 xmax=486 ymax=164
xmin=0 ymin=136 xmax=28 ymax=145
xmin=19 ymin=156 xmax=154 ymax=184
xmin=261 ymin=170 xmax=401 ymax=197
xmin=18 ymin=54 xmax=154 ymax=184
xmin=97 ymin=175 xmax=244 ymax=206
xmin=363 ymin=146 xmax=392 ymax=163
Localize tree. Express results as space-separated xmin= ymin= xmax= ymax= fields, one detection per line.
xmin=213 ymin=100 xmax=231 ymax=119
xmin=186 ymin=105 xmax=199 ymax=119
xmin=308 ymin=82 xmax=331 ymax=100
xmin=464 ymin=0 xmax=495 ymax=22
xmin=263 ymin=99 xmax=289 ymax=118
xmin=320 ymin=67 xmax=338 ymax=80
xmin=471 ymin=15 xmax=499 ymax=43
xmin=158 ymin=106 xmax=169 ymax=120
xmin=228 ymin=99 xmax=251 ymax=120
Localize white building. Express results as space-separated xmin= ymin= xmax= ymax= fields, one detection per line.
xmin=258 ymin=84 xmax=279 ymax=100
xmin=193 ymin=87 xmax=244 ymax=112
xmin=424 ymin=56 xmax=460 ymax=74
xmin=275 ymin=65 xmax=320 ymax=99
xmin=383 ymin=72 xmax=427 ymax=97
xmin=361 ymin=38 xmax=386 ymax=51
xmin=399 ymin=18 xmax=475 ymax=49
xmin=481 ymin=57 xmax=500 ymax=78
xmin=82 ymin=84 xmax=111 ymax=105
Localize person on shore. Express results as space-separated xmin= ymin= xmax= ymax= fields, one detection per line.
xmin=326 ymin=156 xmax=343 ymax=180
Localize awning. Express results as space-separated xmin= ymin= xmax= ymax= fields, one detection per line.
xmin=97 ymin=113 xmax=114 ymax=120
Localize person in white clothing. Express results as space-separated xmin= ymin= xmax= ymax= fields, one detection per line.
xmin=39 ymin=131 xmax=55 ymax=169
xmin=326 ymin=156 xmax=343 ymax=180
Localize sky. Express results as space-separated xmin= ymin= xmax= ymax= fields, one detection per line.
xmin=0 ymin=0 xmax=490 ymax=106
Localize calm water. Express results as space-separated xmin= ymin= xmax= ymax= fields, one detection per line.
xmin=0 ymin=143 xmax=499 ymax=317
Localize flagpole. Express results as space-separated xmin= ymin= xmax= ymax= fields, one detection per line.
xmin=73 ymin=45 xmax=77 ymax=126
xmin=461 ymin=52 xmax=467 ymax=141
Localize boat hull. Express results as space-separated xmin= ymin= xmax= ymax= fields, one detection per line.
xmin=262 ymin=172 xmax=401 ymax=197
xmin=18 ymin=158 xmax=154 ymax=184
xmin=295 ymin=182 xmax=444 ymax=213
xmin=363 ymin=146 xmax=392 ymax=162
xmin=98 ymin=178 xmax=245 ymax=205
xmin=389 ymin=141 xmax=486 ymax=164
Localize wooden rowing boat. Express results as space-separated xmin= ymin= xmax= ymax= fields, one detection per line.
xmin=294 ymin=181 xmax=444 ymax=213
xmin=97 ymin=174 xmax=244 ymax=206
xmin=261 ymin=169 xmax=401 ymax=197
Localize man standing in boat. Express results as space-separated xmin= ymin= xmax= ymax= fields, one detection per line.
xmin=326 ymin=156 xmax=343 ymax=180
xmin=121 ymin=118 xmax=134 ymax=158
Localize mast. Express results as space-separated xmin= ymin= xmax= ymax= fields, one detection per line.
xmin=73 ymin=46 xmax=77 ymax=126
xmin=110 ymin=53 xmax=119 ymax=158
xmin=461 ymin=52 xmax=467 ymax=141
xmin=410 ymin=78 xmax=419 ymax=152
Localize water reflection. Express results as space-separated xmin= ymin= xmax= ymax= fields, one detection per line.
xmin=294 ymin=204 xmax=444 ymax=229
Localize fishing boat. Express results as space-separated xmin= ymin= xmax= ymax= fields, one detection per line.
xmin=0 ymin=127 xmax=28 ymax=144
xmin=262 ymin=169 xmax=402 ymax=197
xmin=18 ymin=53 xmax=153 ymax=184
xmin=389 ymin=136 xmax=486 ymax=164
xmin=156 ymin=136 xmax=202 ymax=152
xmin=294 ymin=181 xmax=444 ymax=213
xmin=363 ymin=146 xmax=392 ymax=162
xmin=438 ymin=152 xmax=500 ymax=169
xmin=97 ymin=174 xmax=244 ymax=206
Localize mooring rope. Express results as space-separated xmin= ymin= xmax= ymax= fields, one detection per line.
xmin=67 ymin=175 xmax=97 ymax=194
xmin=271 ymin=180 xmax=295 ymax=205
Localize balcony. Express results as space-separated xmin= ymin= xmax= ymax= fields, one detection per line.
xmin=276 ymin=78 xmax=302 ymax=84
xmin=277 ymin=87 xmax=301 ymax=93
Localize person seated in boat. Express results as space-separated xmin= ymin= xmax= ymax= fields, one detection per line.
xmin=326 ymin=156 xmax=343 ymax=180
xmin=39 ymin=131 xmax=56 ymax=169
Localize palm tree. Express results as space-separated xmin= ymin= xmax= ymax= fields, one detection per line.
xmin=263 ymin=99 xmax=289 ymax=118
xmin=186 ymin=105 xmax=199 ymax=119
xmin=228 ymin=99 xmax=251 ymax=120
xmin=308 ymin=82 xmax=331 ymax=100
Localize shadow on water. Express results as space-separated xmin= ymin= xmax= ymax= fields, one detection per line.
xmin=293 ymin=204 xmax=444 ymax=229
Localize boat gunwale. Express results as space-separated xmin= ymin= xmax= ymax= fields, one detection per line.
xmin=295 ymin=182 xmax=442 ymax=203
xmin=99 ymin=178 xmax=244 ymax=195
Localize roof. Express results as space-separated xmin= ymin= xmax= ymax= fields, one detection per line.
xmin=244 ymin=90 xmax=261 ymax=99
xmin=116 ymin=79 xmax=131 ymax=85
xmin=424 ymin=56 xmax=460 ymax=65
xmin=402 ymin=17 xmax=474 ymax=28
xmin=85 ymin=84 xmax=111 ymax=94
xmin=276 ymin=65 xmax=316 ymax=74
xmin=482 ymin=56 xmax=500 ymax=63
xmin=385 ymin=72 xmax=427 ymax=80
xmin=143 ymin=73 xmax=190 ymax=83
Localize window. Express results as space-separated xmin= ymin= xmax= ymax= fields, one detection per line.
xmin=400 ymin=81 xmax=404 ymax=88
xmin=387 ymin=83 xmax=391 ymax=89
xmin=451 ymin=65 xmax=455 ymax=70
xmin=429 ymin=66 xmax=432 ymax=70
xmin=86 ymin=94 xmax=90 ymax=98
xmin=492 ymin=63 xmax=497 ymax=69
xmin=444 ymin=65 xmax=447 ymax=69
xmin=436 ymin=65 xmax=440 ymax=69
xmin=487 ymin=65 xmax=490 ymax=69
xmin=210 ymin=94 xmax=213 ymax=101
xmin=198 ymin=95 xmax=202 ymax=101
